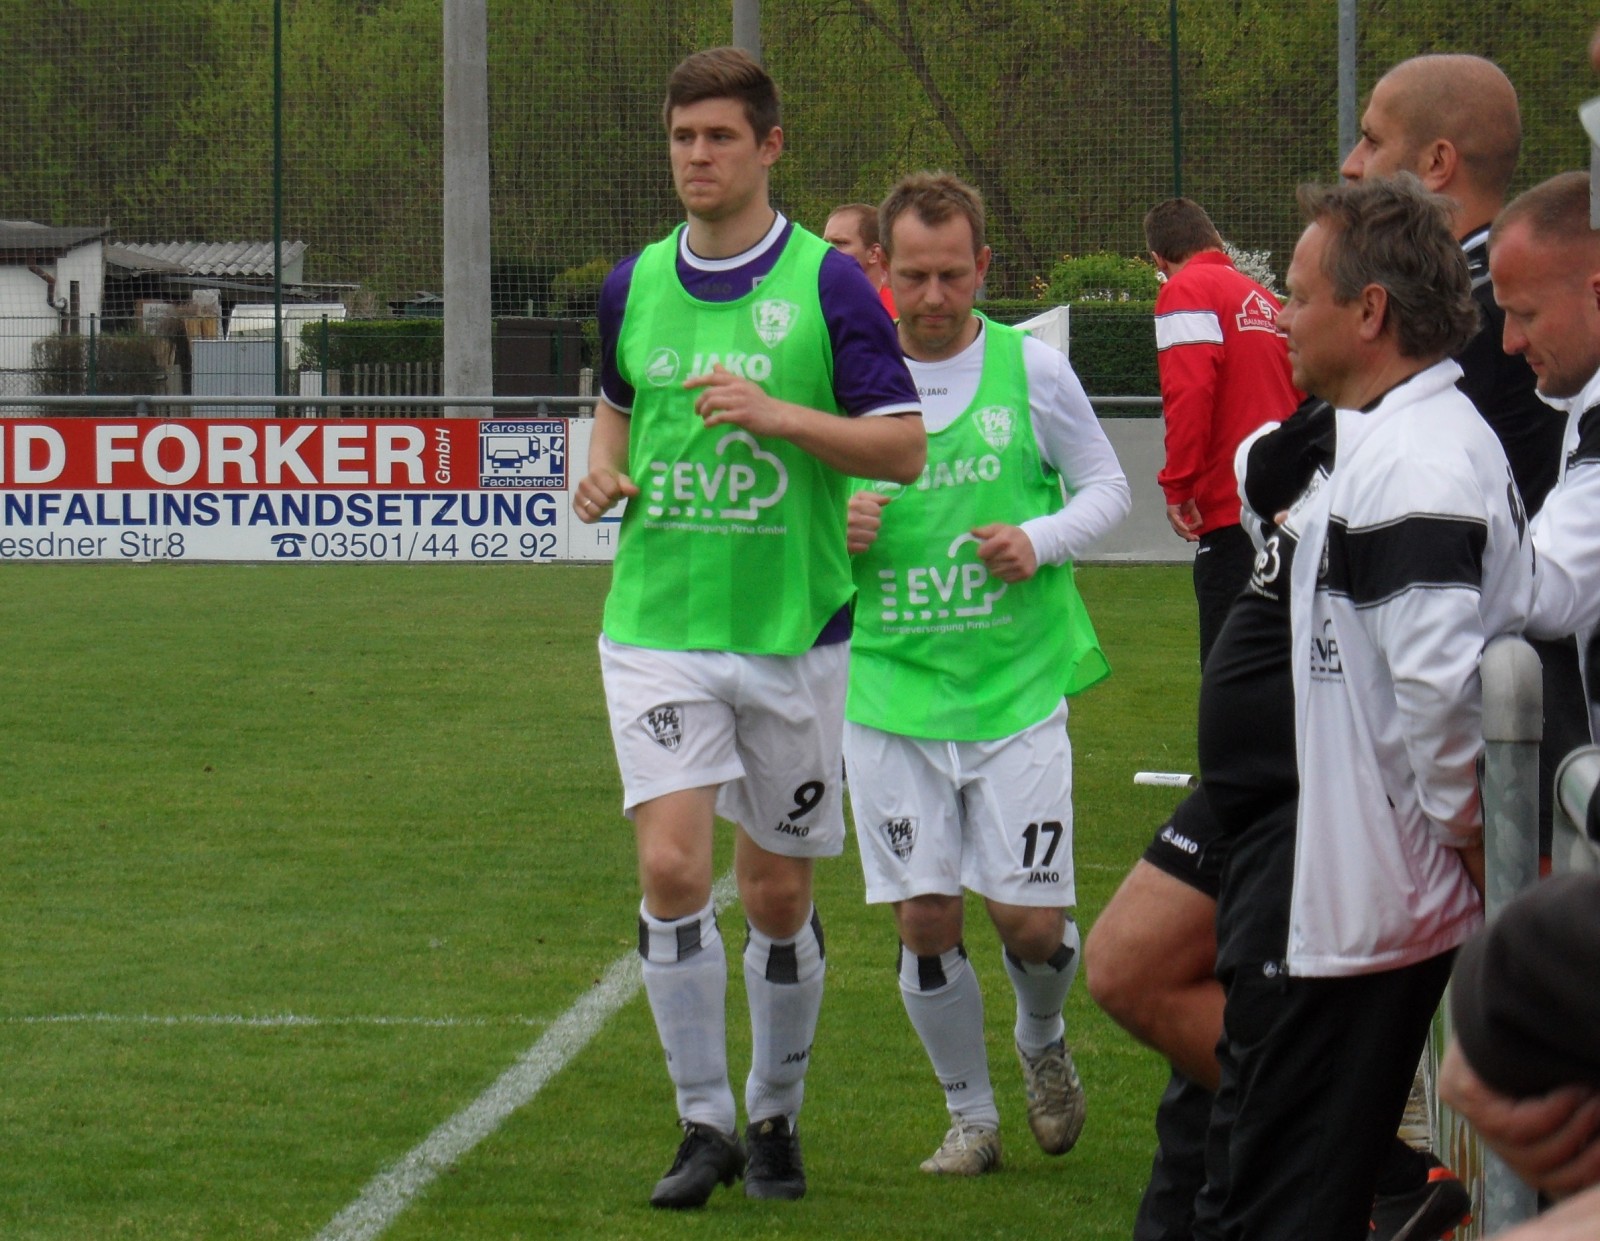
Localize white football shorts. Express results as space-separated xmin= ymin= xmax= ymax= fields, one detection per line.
xmin=845 ymin=702 xmax=1075 ymax=907
xmin=598 ymin=635 xmax=847 ymax=858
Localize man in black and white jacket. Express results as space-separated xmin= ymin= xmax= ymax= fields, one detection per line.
xmin=1192 ymin=175 xmax=1535 ymax=1241
xmin=1489 ymin=170 xmax=1600 ymax=741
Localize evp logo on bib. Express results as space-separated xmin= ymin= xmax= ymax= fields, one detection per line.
xmin=645 ymin=430 xmax=788 ymax=524
xmin=877 ymin=533 xmax=1009 ymax=626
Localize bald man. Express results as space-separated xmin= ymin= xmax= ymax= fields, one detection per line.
xmin=1341 ymin=53 xmax=1565 ymax=512
xmin=1342 ymin=51 xmax=1586 ymax=858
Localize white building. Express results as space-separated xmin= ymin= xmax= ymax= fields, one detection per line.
xmin=0 ymin=220 xmax=106 ymax=382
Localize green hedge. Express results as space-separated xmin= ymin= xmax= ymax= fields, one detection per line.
xmin=32 ymin=332 xmax=168 ymax=404
xmin=983 ymin=298 xmax=1158 ymax=399
xmin=302 ymin=301 xmax=1161 ymax=399
xmin=298 ymin=316 xmax=602 ymax=375
xmin=298 ymin=318 xmax=443 ymax=371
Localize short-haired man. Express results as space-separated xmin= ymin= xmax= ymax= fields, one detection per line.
xmin=1489 ymin=170 xmax=1600 ymax=743
xmin=1144 ymin=196 xmax=1301 ymax=663
xmin=824 ymin=201 xmax=897 ymax=318
xmin=574 ymin=46 xmax=925 ymax=1209
xmin=1341 ymin=52 xmax=1585 ymax=858
xmin=844 ymin=172 xmax=1130 ymax=1176
xmin=1087 ymin=194 xmax=1297 ymax=1239
xmin=1439 ymin=48 xmax=1600 ymax=1241
xmin=1192 ymin=174 xmax=1533 ymax=1241
xmin=1341 ymin=53 xmax=1566 ymax=516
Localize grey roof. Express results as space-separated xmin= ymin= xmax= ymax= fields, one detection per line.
xmin=111 ymin=239 xmax=308 ymax=278
xmin=103 ymin=244 xmax=190 ymax=276
xmin=0 ymin=219 xmax=107 ymax=254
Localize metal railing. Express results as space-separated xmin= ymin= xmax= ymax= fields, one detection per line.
xmin=0 ymin=394 xmax=597 ymax=416
xmin=0 ymin=393 xmax=1164 ymax=416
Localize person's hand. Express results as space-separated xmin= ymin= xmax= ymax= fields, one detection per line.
xmin=973 ymin=522 xmax=1039 ymax=582
xmin=1166 ymin=499 xmax=1202 ymax=542
xmin=1440 ymin=1040 xmax=1600 ymax=1198
xmin=685 ymin=364 xmax=785 ymax=436
xmin=1485 ymin=1181 xmax=1600 ymax=1239
xmin=848 ymin=491 xmax=891 ymax=554
xmin=572 ymin=467 xmax=638 ymax=523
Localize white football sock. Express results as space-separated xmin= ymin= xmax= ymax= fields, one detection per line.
xmin=744 ymin=905 xmax=826 ymax=1127
xmin=898 ymin=942 xmax=998 ymax=1127
xmin=1003 ymin=916 xmax=1081 ymax=1055
xmin=639 ymin=898 xmax=735 ymax=1133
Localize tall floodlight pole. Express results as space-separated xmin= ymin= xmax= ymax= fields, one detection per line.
xmin=733 ymin=0 xmax=761 ymax=61
xmin=1337 ymin=0 xmax=1358 ymax=163
xmin=444 ymin=0 xmax=493 ymax=418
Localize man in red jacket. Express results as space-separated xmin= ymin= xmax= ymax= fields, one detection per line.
xmin=1145 ymin=198 xmax=1300 ymax=664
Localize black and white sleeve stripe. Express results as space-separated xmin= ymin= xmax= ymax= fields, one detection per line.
xmin=1325 ymin=513 xmax=1487 ymax=609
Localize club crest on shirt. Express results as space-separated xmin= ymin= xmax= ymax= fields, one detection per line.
xmin=881 ymin=815 xmax=917 ymax=861
xmin=975 ymin=405 xmax=1015 ymax=453
xmin=752 ymin=298 xmax=799 ymax=347
xmin=641 ymin=705 xmax=684 ymax=752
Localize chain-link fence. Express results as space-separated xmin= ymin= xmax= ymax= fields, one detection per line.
xmin=0 ymin=1 xmax=1592 ymax=406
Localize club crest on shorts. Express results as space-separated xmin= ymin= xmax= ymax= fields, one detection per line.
xmin=752 ymin=298 xmax=799 ymax=347
xmin=641 ymin=705 xmax=683 ymax=752
xmin=975 ymin=405 xmax=1014 ymax=453
xmin=881 ymin=815 xmax=917 ymax=861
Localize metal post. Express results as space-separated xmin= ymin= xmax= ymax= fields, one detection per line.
xmin=443 ymin=0 xmax=493 ymax=419
xmin=273 ymin=0 xmax=284 ymax=400
xmin=1168 ymin=0 xmax=1181 ymax=198
xmin=1481 ymin=636 xmax=1543 ymax=912
xmin=1554 ymin=747 xmax=1600 ymax=875
xmin=87 ymin=314 xmax=97 ymax=396
xmin=1438 ymin=635 xmax=1542 ymax=1234
xmin=733 ymin=0 xmax=761 ymax=62
xmin=1337 ymin=0 xmax=1358 ymax=163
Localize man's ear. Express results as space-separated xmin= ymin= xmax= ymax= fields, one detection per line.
xmin=1416 ymin=138 xmax=1458 ymax=192
xmin=758 ymin=124 xmax=784 ymax=167
xmin=1357 ymin=283 xmax=1390 ymax=343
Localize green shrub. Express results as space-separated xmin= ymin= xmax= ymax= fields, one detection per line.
xmin=549 ymin=257 xmax=611 ymax=319
xmin=982 ymin=297 xmax=1158 ymax=398
xmin=298 ymin=318 xmax=443 ymax=371
xmin=32 ymin=332 xmax=169 ymax=407
xmin=1045 ymin=252 xmax=1161 ymax=302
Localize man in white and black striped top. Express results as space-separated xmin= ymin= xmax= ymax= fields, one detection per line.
xmin=1491 ymin=170 xmax=1600 ymax=741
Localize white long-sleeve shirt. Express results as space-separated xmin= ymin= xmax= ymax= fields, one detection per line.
xmin=906 ymin=319 xmax=1131 ymax=564
xmin=1526 ymin=365 xmax=1600 ymax=740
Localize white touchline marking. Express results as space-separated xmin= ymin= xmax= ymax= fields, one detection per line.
xmin=312 ymin=872 xmax=741 ymax=1241
xmin=3 ymin=1014 xmax=546 ymax=1028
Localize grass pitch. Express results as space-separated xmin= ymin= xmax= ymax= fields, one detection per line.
xmin=0 ymin=562 xmax=1198 ymax=1239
